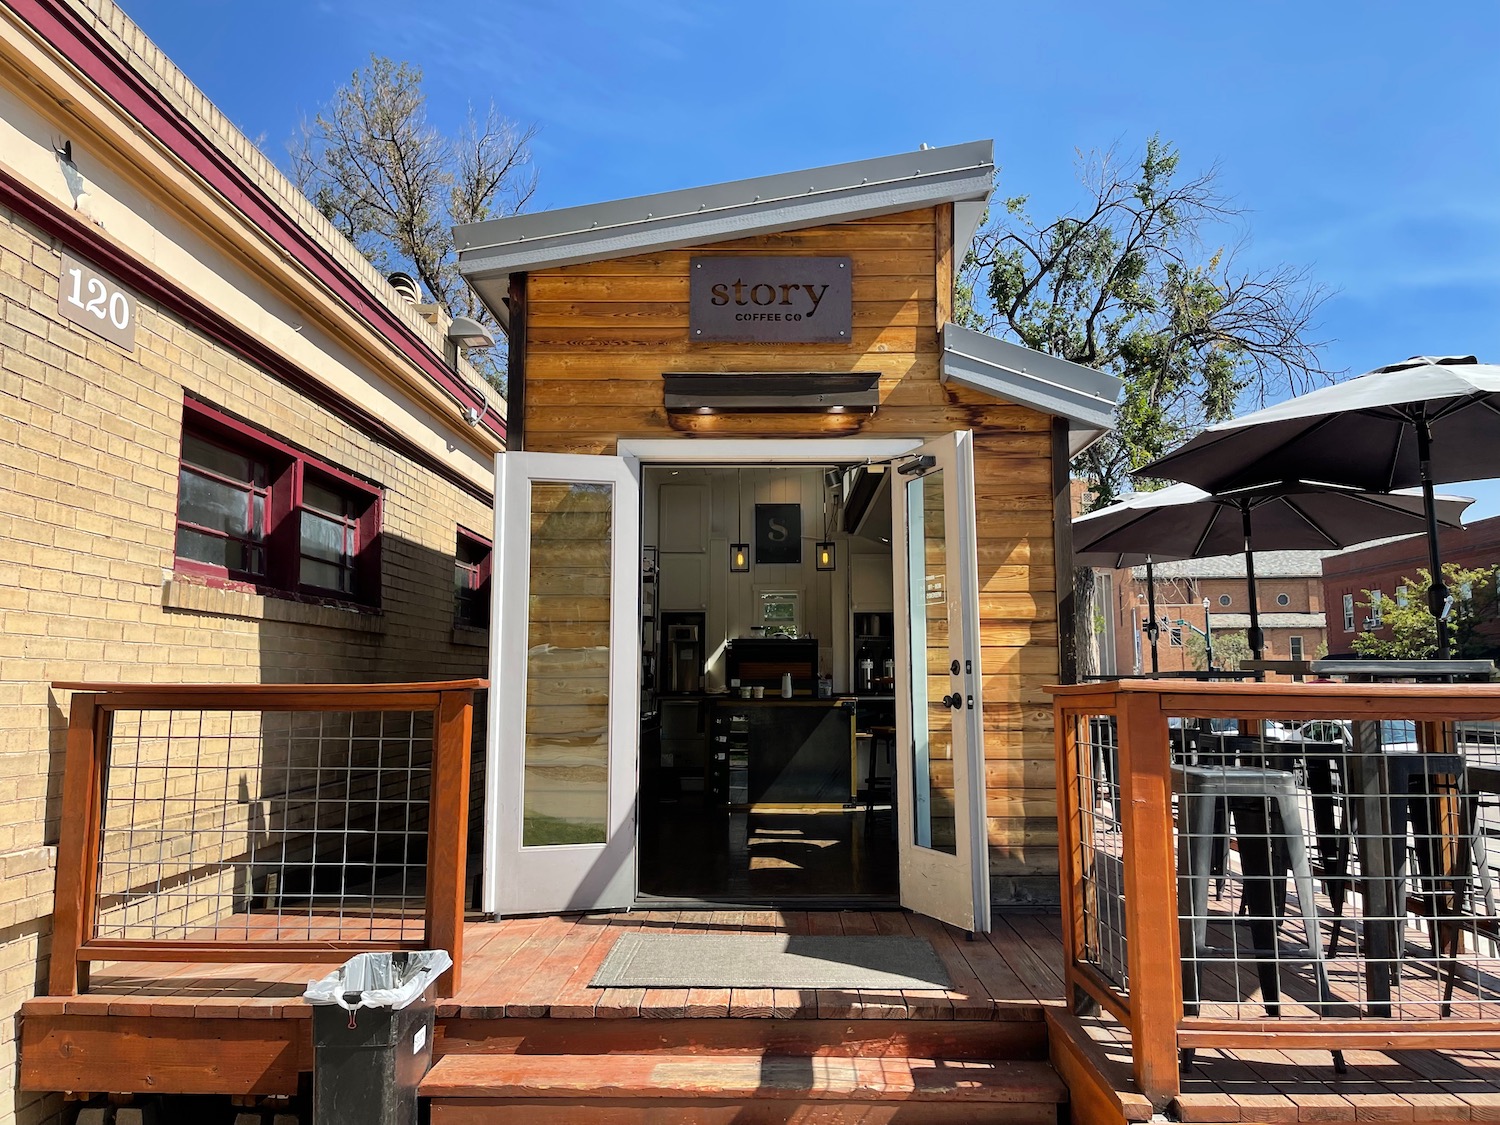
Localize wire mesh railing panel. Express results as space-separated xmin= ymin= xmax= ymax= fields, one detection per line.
xmin=1170 ymin=713 xmax=1500 ymax=1023
xmin=1075 ymin=712 xmax=1129 ymax=993
xmin=95 ymin=707 xmax=435 ymax=945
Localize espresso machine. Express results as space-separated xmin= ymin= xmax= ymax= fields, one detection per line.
xmin=852 ymin=611 xmax=894 ymax=696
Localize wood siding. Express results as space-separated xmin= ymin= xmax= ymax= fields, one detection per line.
xmin=521 ymin=206 xmax=1060 ymax=902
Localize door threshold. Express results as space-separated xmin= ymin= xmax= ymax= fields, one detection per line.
xmin=633 ymin=893 xmax=900 ymax=911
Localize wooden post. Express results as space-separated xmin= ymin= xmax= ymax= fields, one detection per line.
xmin=426 ymin=689 xmax=474 ymax=997
xmin=1052 ymin=418 xmax=1078 ymax=685
xmin=934 ymin=201 xmax=954 ymax=334
xmin=1117 ymin=690 xmax=1183 ymax=1109
xmin=49 ymin=694 xmax=102 ymax=996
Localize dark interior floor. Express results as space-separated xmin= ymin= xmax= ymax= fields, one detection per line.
xmin=638 ymin=793 xmax=899 ymax=902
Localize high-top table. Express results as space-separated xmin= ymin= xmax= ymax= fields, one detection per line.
xmin=1308 ymin=658 xmax=1495 ymax=1015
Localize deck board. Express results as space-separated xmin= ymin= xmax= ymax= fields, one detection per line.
xmin=24 ymin=907 xmax=1500 ymax=1119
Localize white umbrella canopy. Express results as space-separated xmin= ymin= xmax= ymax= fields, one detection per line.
xmin=1072 ymin=481 xmax=1472 ymax=667
xmin=1141 ymin=355 xmax=1500 ymax=655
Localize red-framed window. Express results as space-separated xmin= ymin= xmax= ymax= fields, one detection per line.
xmin=454 ymin=526 xmax=492 ymax=629
xmin=175 ymin=399 xmax=382 ymax=606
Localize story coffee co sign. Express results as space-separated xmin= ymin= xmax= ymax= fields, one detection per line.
xmin=689 ymin=256 xmax=852 ymax=343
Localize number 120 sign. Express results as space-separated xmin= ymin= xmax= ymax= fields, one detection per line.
xmin=58 ymin=253 xmax=136 ymax=350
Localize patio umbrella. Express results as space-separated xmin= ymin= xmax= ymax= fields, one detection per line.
xmin=1142 ymin=355 xmax=1500 ymax=656
xmin=1073 ymin=481 xmax=1471 ymax=663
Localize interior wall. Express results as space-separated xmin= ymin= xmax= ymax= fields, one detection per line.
xmin=643 ymin=465 xmax=894 ymax=692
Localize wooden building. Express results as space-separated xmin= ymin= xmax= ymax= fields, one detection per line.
xmin=455 ymin=144 xmax=1122 ymax=927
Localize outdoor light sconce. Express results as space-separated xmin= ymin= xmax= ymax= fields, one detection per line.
xmin=815 ymin=541 xmax=836 ymax=571
xmin=446 ymin=316 xmax=496 ymax=350
xmin=730 ymin=543 xmax=750 ymax=572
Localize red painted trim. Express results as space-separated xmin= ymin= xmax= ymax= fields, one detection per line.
xmin=178 ymin=397 xmax=384 ymax=607
xmin=183 ymin=397 xmax=380 ymax=497
xmin=169 ymin=568 xmax=384 ymax=617
xmin=457 ymin=524 xmax=494 ymax=550
xmin=0 ymin=168 xmax=491 ymax=504
xmin=5 ymin=0 xmax=505 ymax=442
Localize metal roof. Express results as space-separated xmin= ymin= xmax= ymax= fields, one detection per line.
xmin=940 ymin=323 xmax=1122 ymax=455
xmin=1134 ymin=551 xmax=1333 ymax=579
xmin=1209 ymin=612 xmax=1326 ymax=629
xmin=455 ymin=141 xmax=995 ymax=316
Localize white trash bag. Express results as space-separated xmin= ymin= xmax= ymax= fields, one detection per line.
xmin=304 ymin=949 xmax=453 ymax=1013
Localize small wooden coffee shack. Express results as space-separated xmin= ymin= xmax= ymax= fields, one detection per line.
xmin=455 ymin=140 xmax=1122 ymax=932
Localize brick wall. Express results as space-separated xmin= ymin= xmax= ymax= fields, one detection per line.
xmin=0 ymin=204 xmax=491 ymax=1124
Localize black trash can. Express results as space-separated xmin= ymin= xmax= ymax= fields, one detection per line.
xmin=306 ymin=950 xmax=450 ymax=1125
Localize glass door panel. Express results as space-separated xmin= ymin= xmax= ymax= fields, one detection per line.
xmin=488 ymin=454 xmax=639 ymax=915
xmin=522 ymin=481 xmax=613 ymax=847
xmin=906 ymin=467 xmax=957 ymax=855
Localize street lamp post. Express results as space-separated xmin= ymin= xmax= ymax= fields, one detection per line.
xmin=1202 ymin=596 xmax=1213 ymax=671
xmin=1174 ymin=601 xmax=1215 ymax=674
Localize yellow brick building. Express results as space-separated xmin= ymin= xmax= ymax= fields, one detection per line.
xmin=0 ymin=2 xmax=500 ymax=1119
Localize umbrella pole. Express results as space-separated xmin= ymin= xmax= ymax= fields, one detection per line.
xmin=1145 ymin=556 xmax=1160 ymax=674
xmin=1416 ymin=416 xmax=1452 ymax=659
xmin=1240 ymin=500 xmax=1265 ymax=665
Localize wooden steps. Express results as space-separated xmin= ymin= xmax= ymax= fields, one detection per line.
xmin=422 ymin=1052 xmax=1068 ymax=1123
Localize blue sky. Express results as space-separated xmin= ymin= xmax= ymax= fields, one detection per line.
xmin=126 ymin=0 xmax=1500 ymax=513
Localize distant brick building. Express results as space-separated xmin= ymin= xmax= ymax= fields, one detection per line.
xmin=1321 ymin=515 xmax=1500 ymax=654
xmin=1108 ymin=552 xmax=1331 ymax=677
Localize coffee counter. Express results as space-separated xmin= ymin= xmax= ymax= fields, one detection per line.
xmin=708 ymin=696 xmax=855 ymax=806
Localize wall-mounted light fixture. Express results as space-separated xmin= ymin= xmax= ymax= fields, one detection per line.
xmin=447 ymin=315 xmax=496 ymax=350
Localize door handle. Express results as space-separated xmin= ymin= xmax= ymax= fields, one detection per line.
xmin=941 ymin=692 xmax=963 ymax=710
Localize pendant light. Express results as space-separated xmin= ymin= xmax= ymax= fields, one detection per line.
xmin=815 ymin=473 xmax=836 ymax=571
xmin=729 ymin=470 xmax=749 ymax=572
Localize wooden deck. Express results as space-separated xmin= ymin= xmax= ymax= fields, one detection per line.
xmin=1058 ymin=1006 xmax=1500 ymax=1124
xmin=22 ymin=907 xmax=1500 ymax=1122
xmin=19 ymin=909 xmax=1066 ymax=1102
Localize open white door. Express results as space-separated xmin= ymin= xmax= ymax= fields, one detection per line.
xmin=485 ymin=451 xmax=640 ymax=915
xmin=891 ymin=431 xmax=991 ymax=933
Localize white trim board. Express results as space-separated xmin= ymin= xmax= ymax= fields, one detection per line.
xmin=618 ymin=438 xmax=923 ymax=464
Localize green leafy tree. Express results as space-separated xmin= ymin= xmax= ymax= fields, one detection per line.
xmin=291 ymin=56 xmax=536 ymax=392
xmin=1186 ymin=628 xmax=1251 ymax=672
xmin=1350 ymin=565 xmax=1500 ymax=660
xmin=961 ymin=135 xmax=1333 ymax=510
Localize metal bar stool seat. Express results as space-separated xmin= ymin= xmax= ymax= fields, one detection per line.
xmin=1175 ymin=763 xmax=1340 ymax=1071
xmin=1381 ymin=751 xmax=1497 ymax=1016
xmin=864 ymin=725 xmax=897 ymax=838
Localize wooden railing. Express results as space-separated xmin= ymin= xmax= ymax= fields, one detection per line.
xmin=49 ymin=680 xmax=483 ymax=998
xmin=1050 ymin=680 xmax=1500 ymax=1110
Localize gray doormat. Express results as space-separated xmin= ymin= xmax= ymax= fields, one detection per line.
xmin=590 ymin=933 xmax=951 ymax=990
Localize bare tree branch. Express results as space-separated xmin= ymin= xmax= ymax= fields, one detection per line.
xmin=961 ymin=134 xmax=1338 ymax=509
xmin=289 ymin=56 xmax=537 ymax=393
